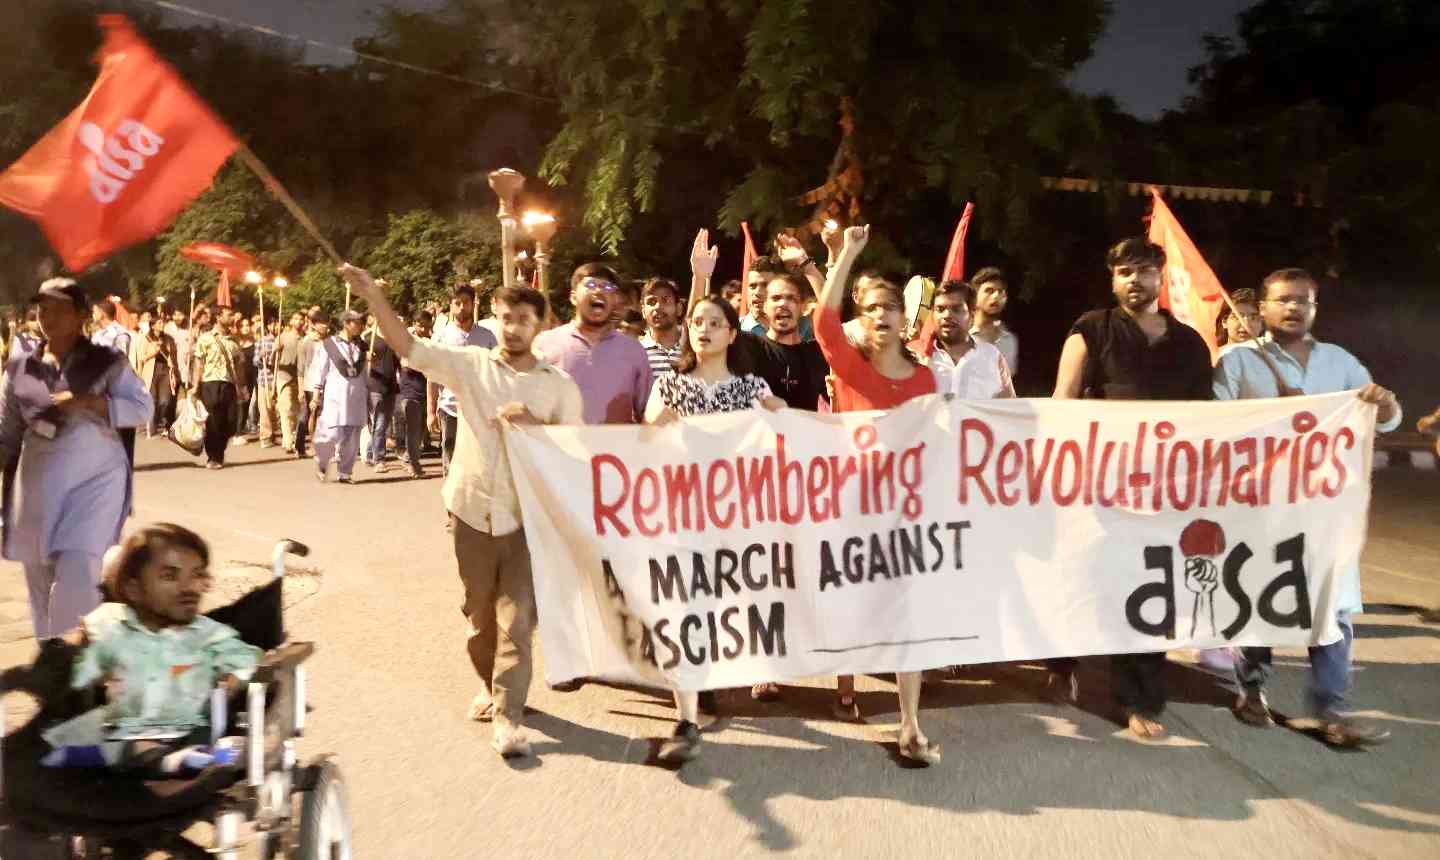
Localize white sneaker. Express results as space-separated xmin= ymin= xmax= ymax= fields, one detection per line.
xmin=491 ymin=723 xmax=531 ymax=758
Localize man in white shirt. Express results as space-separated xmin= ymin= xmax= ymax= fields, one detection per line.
xmin=429 ymin=283 xmax=497 ymax=477
xmin=90 ymin=299 xmax=132 ymax=357
xmin=968 ymin=267 xmax=1020 ymax=378
xmin=924 ymin=280 xmax=1015 ymax=399
xmin=340 ymin=264 xmax=582 ymax=759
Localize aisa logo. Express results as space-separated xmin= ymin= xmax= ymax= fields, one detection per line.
xmin=77 ymin=119 xmax=165 ymax=204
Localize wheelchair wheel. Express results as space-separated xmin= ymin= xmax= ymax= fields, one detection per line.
xmin=294 ymin=760 xmax=351 ymax=860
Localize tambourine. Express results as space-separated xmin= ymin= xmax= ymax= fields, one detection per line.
xmin=903 ymin=275 xmax=937 ymax=332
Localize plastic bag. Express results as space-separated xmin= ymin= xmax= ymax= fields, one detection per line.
xmin=168 ymin=395 xmax=208 ymax=456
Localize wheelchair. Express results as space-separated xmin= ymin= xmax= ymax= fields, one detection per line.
xmin=0 ymin=539 xmax=352 ymax=859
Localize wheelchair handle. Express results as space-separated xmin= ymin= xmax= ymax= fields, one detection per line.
xmin=270 ymin=539 xmax=311 ymax=579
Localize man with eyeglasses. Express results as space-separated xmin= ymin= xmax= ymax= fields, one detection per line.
xmin=534 ymin=264 xmax=652 ymax=425
xmin=1051 ymin=237 xmax=1213 ymax=741
xmin=1213 ymin=267 xmax=1400 ymax=746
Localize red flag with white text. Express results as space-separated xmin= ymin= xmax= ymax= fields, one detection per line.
xmin=1147 ymin=189 xmax=1227 ymax=362
xmin=0 ymin=15 xmax=239 ymax=273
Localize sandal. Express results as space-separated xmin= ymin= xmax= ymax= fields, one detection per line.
xmin=468 ymin=695 xmax=495 ymax=722
xmin=1127 ymin=713 xmax=1167 ymax=740
xmin=751 ymin=682 xmax=781 ymax=702
xmin=898 ymin=733 xmax=942 ymax=766
xmin=831 ymin=693 xmax=862 ymax=722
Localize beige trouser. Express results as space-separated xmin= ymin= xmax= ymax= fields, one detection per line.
xmin=275 ymin=378 xmax=299 ymax=449
xmin=258 ymin=383 xmax=280 ymax=442
xmin=452 ymin=516 xmax=537 ymax=727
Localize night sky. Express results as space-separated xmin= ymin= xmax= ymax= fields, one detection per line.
xmin=161 ymin=0 xmax=1254 ymax=119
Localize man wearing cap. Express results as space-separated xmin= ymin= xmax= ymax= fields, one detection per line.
xmin=0 ymin=279 xmax=152 ymax=639
xmin=308 ymin=309 xmax=370 ymax=483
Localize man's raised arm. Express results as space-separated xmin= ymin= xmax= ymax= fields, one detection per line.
xmin=338 ymin=265 xmax=413 ymax=358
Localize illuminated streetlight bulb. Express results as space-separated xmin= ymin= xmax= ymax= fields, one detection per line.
xmin=272 ymin=276 xmax=288 ymax=288
xmin=243 ymin=270 xmax=263 ymax=285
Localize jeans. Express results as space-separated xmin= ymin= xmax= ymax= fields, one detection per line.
xmin=366 ymin=390 xmax=395 ymax=464
xmin=1237 ymin=612 xmax=1353 ymax=715
xmin=149 ymin=375 xmax=174 ymax=435
xmin=198 ymin=381 xmax=237 ymax=464
xmin=245 ymin=385 xmax=259 ymax=434
xmin=400 ymin=398 xmax=426 ymax=473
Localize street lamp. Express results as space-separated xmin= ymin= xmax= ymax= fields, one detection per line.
xmin=243 ymin=270 xmax=263 ymax=285
xmin=522 ymin=210 xmax=558 ymax=322
xmin=488 ymin=168 xmax=525 ymax=291
xmin=272 ymin=276 xmax=288 ymax=288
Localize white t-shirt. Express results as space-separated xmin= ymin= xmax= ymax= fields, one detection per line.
xmin=927 ymin=339 xmax=1014 ymax=399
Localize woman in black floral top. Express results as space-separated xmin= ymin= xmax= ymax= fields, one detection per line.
xmin=645 ymin=295 xmax=783 ymax=764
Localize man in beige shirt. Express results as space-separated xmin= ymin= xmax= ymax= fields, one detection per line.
xmin=339 ymin=264 xmax=582 ymax=759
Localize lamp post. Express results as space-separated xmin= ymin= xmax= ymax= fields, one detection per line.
xmin=488 ymin=168 xmax=525 ymax=291
xmin=522 ymin=210 xmax=557 ymax=323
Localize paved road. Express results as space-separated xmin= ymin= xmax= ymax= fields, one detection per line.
xmin=4 ymin=438 xmax=1439 ymax=859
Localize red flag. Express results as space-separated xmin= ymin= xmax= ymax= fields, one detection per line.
xmin=1147 ymin=189 xmax=1226 ymax=362
xmin=738 ymin=221 xmax=759 ymax=318
xmin=0 ymin=15 xmax=239 ymax=273
xmin=912 ymin=202 xmax=974 ymax=355
xmin=940 ymin=202 xmax=974 ymax=283
xmin=215 ymin=270 xmax=232 ymax=308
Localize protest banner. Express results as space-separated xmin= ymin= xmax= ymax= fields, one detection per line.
xmin=506 ymin=392 xmax=1375 ymax=691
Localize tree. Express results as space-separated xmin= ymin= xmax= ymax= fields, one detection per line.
xmin=285 ymin=261 xmax=347 ymax=315
xmin=151 ymin=164 xmax=302 ymax=305
xmin=509 ymin=0 xmax=1108 ymax=280
xmin=1168 ymin=0 xmax=1440 ymax=275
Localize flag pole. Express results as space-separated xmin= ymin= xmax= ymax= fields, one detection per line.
xmin=233 ymin=145 xmax=350 ymax=308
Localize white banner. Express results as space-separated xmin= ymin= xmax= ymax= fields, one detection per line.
xmin=506 ymin=392 xmax=1375 ymax=691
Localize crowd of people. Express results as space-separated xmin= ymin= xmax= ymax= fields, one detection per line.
xmin=0 ymin=218 xmax=1425 ymax=770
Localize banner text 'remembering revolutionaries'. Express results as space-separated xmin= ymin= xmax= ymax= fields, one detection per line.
xmin=507 ymin=392 xmax=1375 ymax=691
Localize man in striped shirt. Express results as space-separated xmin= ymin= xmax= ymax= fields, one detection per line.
xmin=638 ymin=277 xmax=684 ymax=377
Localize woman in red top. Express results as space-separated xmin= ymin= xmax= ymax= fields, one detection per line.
xmin=813 ymin=225 xmax=941 ymax=766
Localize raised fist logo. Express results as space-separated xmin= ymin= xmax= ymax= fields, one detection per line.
xmin=1180 ymin=519 xmax=1225 ymax=637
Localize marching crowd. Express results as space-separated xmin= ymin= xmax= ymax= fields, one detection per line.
xmin=0 ymin=219 xmax=1427 ymax=769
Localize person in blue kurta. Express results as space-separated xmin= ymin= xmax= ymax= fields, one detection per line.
xmin=308 ymin=309 xmax=370 ymax=483
xmin=0 ymin=279 xmax=152 ymax=640
xmin=1213 ymin=267 xmax=1401 ymax=747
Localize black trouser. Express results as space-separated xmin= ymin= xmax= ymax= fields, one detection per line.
xmin=401 ymin=397 xmax=426 ymax=473
xmin=441 ymin=412 xmax=459 ymax=476
xmin=198 ymin=381 xmax=237 ymax=464
xmin=295 ymin=391 xmax=314 ymax=456
xmin=1110 ymin=652 xmax=1167 ymax=718
xmin=1046 ymin=653 xmax=1166 ymax=717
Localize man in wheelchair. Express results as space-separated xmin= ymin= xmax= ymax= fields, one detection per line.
xmin=40 ymin=523 xmax=260 ymax=776
xmin=2 ymin=526 xmax=351 ymax=859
